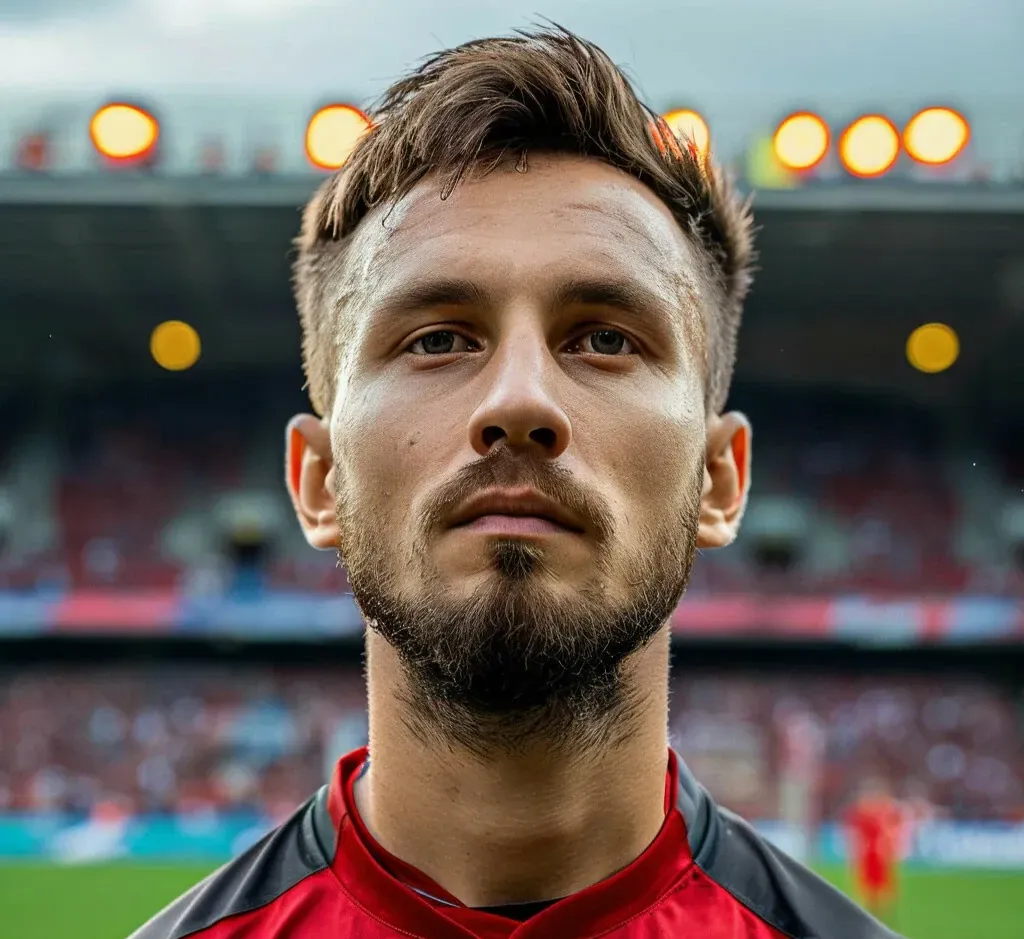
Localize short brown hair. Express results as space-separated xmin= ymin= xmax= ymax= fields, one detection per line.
xmin=293 ymin=25 xmax=754 ymax=418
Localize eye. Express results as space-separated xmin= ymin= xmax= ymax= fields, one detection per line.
xmin=407 ymin=330 xmax=475 ymax=356
xmin=573 ymin=329 xmax=637 ymax=356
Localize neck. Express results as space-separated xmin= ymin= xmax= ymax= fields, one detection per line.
xmin=354 ymin=629 xmax=672 ymax=908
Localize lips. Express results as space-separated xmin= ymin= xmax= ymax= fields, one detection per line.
xmin=460 ymin=515 xmax=570 ymax=535
xmin=447 ymin=488 xmax=585 ymax=533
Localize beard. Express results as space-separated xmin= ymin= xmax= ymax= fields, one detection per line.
xmin=336 ymin=449 xmax=704 ymax=762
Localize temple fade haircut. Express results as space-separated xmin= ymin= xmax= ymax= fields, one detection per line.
xmin=292 ymin=25 xmax=755 ymax=418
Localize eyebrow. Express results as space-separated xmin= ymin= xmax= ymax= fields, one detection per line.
xmin=554 ymin=277 xmax=672 ymax=319
xmin=374 ymin=277 xmax=489 ymax=319
xmin=373 ymin=275 xmax=676 ymax=323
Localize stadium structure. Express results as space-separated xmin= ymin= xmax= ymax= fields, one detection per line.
xmin=0 ymin=92 xmax=1022 ymax=938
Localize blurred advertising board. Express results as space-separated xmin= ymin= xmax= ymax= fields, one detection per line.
xmin=0 ymin=589 xmax=1021 ymax=644
xmin=2 ymin=815 xmax=1022 ymax=869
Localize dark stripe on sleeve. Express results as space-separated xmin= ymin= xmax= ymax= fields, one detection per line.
xmin=695 ymin=803 xmax=904 ymax=939
xmin=128 ymin=786 xmax=337 ymax=939
xmin=671 ymin=754 xmax=903 ymax=939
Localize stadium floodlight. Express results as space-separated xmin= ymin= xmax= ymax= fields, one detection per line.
xmin=838 ymin=115 xmax=900 ymax=178
xmin=89 ymin=103 xmax=160 ymax=165
xmin=903 ymin=107 xmax=970 ymax=166
xmin=772 ymin=112 xmax=830 ymax=172
xmin=305 ymin=104 xmax=371 ymax=171
xmin=906 ymin=322 xmax=959 ymax=374
xmin=151 ymin=320 xmax=201 ymax=372
xmin=661 ymin=109 xmax=710 ymax=160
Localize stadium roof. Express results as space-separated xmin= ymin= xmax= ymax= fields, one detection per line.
xmin=2 ymin=178 xmax=1022 ymax=415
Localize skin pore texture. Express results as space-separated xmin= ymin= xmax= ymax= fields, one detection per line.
xmin=286 ymin=154 xmax=752 ymax=908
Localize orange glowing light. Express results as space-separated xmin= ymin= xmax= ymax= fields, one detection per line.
xmin=906 ymin=323 xmax=959 ymax=374
xmin=772 ymin=112 xmax=830 ymax=171
xmin=305 ymin=104 xmax=371 ymax=171
xmin=90 ymin=104 xmax=159 ymax=163
xmin=839 ymin=115 xmax=900 ymax=178
xmin=661 ymin=109 xmax=710 ymax=160
xmin=904 ymin=108 xmax=970 ymax=166
xmin=151 ymin=320 xmax=201 ymax=372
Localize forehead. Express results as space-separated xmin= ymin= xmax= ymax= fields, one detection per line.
xmin=346 ymin=155 xmax=702 ymax=304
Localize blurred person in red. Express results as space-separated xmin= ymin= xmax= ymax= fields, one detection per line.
xmin=844 ymin=777 xmax=906 ymax=926
xmin=132 ymin=25 xmax=898 ymax=939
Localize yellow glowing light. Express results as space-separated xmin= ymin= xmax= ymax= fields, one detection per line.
xmin=904 ymin=108 xmax=970 ymax=166
xmin=305 ymin=104 xmax=371 ymax=170
xmin=839 ymin=115 xmax=900 ymax=178
xmin=151 ymin=320 xmax=201 ymax=371
xmin=906 ymin=323 xmax=959 ymax=373
xmin=662 ymin=109 xmax=710 ymax=159
xmin=90 ymin=104 xmax=159 ymax=161
xmin=773 ymin=112 xmax=830 ymax=171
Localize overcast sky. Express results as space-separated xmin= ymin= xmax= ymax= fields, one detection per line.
xmin=0 ymin=0 xmax=1021 ymax=107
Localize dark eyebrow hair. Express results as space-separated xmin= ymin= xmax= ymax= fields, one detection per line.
xmin=372 ymin=274 xmax=677 ymax=324
xmin=554 ymin=276 xmax=671 ymax=318
xmin=373 ymin=277 xmax=489 ymax=319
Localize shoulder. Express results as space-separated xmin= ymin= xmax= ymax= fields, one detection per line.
xmin=674 ymin=757 xmax=903 ymax=939
xmin=696 ymin=808 xmax=902 ymax=939
xmin=127 ymin=787 xmax=336 ymax=939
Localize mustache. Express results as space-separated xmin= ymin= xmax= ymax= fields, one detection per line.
xmin=420 ymin=448 xmax=615 ymax=543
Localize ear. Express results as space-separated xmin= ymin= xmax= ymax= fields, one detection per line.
xmin=697 ymin=411 xmax=752 ymax=550
xmin=285 ymin=414 xmax=339 ymax=551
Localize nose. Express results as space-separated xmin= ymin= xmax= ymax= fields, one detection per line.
xmin=467 ymin=333 xmax=572 ymax=460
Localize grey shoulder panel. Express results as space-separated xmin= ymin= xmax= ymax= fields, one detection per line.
xmin=127 ymin=786 xmax=336 ymax=939
xmin=672 ymin=752 xmax=903 ymax=939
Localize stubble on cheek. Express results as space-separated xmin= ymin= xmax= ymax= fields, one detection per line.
xmin=329 ymin=406 xmax=428 ymax=597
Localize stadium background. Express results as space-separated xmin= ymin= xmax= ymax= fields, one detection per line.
xmin=1 ymin=11 xmax=1023 ymax=939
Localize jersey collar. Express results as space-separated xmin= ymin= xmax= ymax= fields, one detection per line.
xmin=325 ymin=746 xmax=697 ymax=939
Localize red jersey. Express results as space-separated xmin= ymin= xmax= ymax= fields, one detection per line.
xmin=845 ymin=798 xmax=904 ymax=865
xmin=130 ymin=747 xmax=899 ymax=938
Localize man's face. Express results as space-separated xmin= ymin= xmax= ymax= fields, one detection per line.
xmin=322 ymin=156 xmax=713 ymax=754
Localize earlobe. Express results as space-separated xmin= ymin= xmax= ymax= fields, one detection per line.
xmin=696 ymin=412 xmax=752 ymax=550
xmin=285 ymin=414 xmax=340 ymax=551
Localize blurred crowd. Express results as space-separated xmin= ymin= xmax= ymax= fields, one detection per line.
xmin=1 ymin=382 xmax=1022 ymax=598
xmin=0 ymin=666 xmax=1020 ymax=824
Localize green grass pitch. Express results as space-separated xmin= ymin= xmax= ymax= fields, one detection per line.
xmin=0 ymin=863 xmax=1020 ymax=938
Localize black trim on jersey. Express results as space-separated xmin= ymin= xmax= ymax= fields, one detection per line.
xmin=128 ymin=787 xmax=336 ymax=939
xmin=131 ymin=756 xmax=902 ymax=939
xmin=473 ymin=899 xmax=562 ymax=921
xmin=674 ymin=753 xmax=904 ymax=939
xmin=309 ymin=785 xmax=338 ymax=861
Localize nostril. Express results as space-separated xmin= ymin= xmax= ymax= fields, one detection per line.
xmin=481 ymin=426 xmax=505 ymax=448
xmin=529 ymin=427 xmax=557 ymax=449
